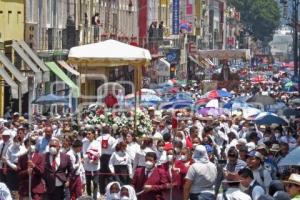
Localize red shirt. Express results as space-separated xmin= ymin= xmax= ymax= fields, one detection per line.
xmin=104 ymin=94 xmax=118 ymax=108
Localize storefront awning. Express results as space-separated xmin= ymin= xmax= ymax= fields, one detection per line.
xmin=18 ymin=41 xmax=50 ymax=82
xmin=45 ymin=62 xmax=80 ymax=97
xmin=11 ymin=41 xmax=42 ymax=83
xmin=0 ymin=67 xmax=19 ymax=98
xmin=0 ymin=52 xmax=28 ymax=94
xmin=157 ymin=58 xmax=170 ymax=77
xmin=57 ymin=60 xmax=80 ymax=76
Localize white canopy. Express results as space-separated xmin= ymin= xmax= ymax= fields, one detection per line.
xmin=68 ymin=39 xmax=151 ymax=67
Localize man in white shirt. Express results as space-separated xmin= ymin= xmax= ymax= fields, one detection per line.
xmin=238 ymin=167 xmax=265 ymax=200
xmin=0 ymin=130 xmax=12 ymax=182
xmin=97 ymin=125 xmax=116 ymax=195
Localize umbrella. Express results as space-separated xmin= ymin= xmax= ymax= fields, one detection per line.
xmin=289 ymin=98 xmax=300 ymax=105
xmin=197 ymin=107 xmax=224 ymax=117
xmin=223 ymin=101 xmax=249 ymax=110
xmin=283 ymin=108 xmax=300 ymax=117
xmin=195 ymin=98 xmax=212 ymax=106
xmin=278 ymin=146 xmax=300 ymax=166
xmin=32 ymin=94 xmax=68 ymax=105
xmin=247 ymin=95 xmax=275 ymax=105
xmin=159 ymin=100 xmax=193 ymax=110
xmin=254 ymin=112 xmax=288 ymax=125
xmin=251 ymin=75 xmax=265 ymax=83
xmin=205 ymin=90 xmax=232 ymax=98
xmin=125 ymin=93 xmax=162 ymax=102
xmin=141 ymin=88 xmax=156 ymax=95
xmin=242 ymin=107 xmax=261 ymax=119
xmin=169 ymin=93 xmax=193 ymax=102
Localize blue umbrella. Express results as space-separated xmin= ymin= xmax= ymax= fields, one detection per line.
xmin=159 ymin=100 xmax=193 ymax=110
xmin=255 ymin=112 xmax=288 ymax=125
xmin=278 ymin=146 xmax=300 ymax=166
xmin=32 ymin=94 xmax=68 ymax=105
xmin=169 ymin=93 xmax=193 ymax=102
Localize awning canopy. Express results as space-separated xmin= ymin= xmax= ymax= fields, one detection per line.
xmin=157 ymin=58 xmax=170 ymax=76
xmin=11 ymin=41 xmax=42 ymax=83
xmin=197 ymin=49 xmax=251 ymax=60
xmin=0 ymin=51 xmax=28 ymax=94
xmin=45 ymin=62 xmax=80 ymax=97
xmin=0 ymin=67 xmax=18 ymax=98
xmin=57 ymin=60 xmax=80 ymax=76
xmin=18 ymin=41 xmax=50 ymax=82
xmin=68 ymin=39 xmax=151 ymax=67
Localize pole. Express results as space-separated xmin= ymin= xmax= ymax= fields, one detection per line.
xmin=293 ymin=0 xmax=298 ymax=77
xmin=28 ymin=134 xmax=32 ymax=200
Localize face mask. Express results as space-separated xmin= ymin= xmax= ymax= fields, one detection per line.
xmin=109 ymin=193 xmax=120 ymax=200
xmin=275 ymin=133 xmax=280 ymax=138
xmin=188 ymin=120 xmax=193 ymax=125
xmin=264 ymin=137 xmax=270 ymax=142
xmin=242 ymin=127 xmax=247 ymax=132
xmin=175 ymin=148 xmax=181 ymax=153
xmin=52 ymin=125 xmax=58 ymax=130
xmin=175 ymin=137 xmax=182 ymax=142
xmin=117 ymin=151 xmax=125 ymax=156
xmin=145 ymin=161 xmax=154 ymax=169
xmin=180 ymin=155 xmax=187 ymax=161
xmin=49 ymin=147 xmax=58 ymax=155
xmin=239 ymin=184 xmax=248 ymax=192
xmin=167 ymin=125 xmax=172 ymax=130
xmin=167 ymin=155 xmax=174 ymax=161
xmin=121 ymin=197 xmax=130 ymax=200
xmin=13 ymin=143 xmax=20 ymax=148
xmin=157 ymin=146 xmax=164 ymax=152
xmin=30 ymin=145 xmax=36 ymax=152
xmin=192 ymin=144 xmax=198 ymax=149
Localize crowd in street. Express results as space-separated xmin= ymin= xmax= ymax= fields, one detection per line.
xmin=0 ymin=69 xmax=299 ymax=200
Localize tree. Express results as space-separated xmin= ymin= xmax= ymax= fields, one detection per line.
xmin=228 ymin=0 xmax=281 ymax=43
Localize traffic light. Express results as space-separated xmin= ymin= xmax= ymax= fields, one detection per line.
xmin=170 ymin=64 xmax=176 ymax=79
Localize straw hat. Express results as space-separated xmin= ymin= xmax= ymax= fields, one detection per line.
xmin=283 ymin=173 xmax=300 ymax=186
xmin=270 ymin=144 xmax=280 ymax=152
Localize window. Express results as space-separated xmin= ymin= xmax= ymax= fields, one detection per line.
xmin=27 ymin=0 xmax=34 ymax=22
xmin=8 ymin=11 xmax=12 ymax=24
xmin=17 ymin=11 xmax=21 ymax=24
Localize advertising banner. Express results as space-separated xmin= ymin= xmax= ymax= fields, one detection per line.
xmin=172 ymin=0 xmax=180 ymax=34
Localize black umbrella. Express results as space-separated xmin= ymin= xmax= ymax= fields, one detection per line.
xmin=32 ymin=94 xmax=68 ymax=105
xmin=246 ymin=95 xmax=275 ymax=106
xmin=283 ymin=108 xmax=300 ymax=117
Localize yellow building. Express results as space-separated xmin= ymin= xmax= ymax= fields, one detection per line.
xmin=0 ymin=0 xmax=25 ymax=116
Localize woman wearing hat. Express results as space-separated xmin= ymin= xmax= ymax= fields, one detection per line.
xmin=284 ymin=174 xmax=300 ymax=200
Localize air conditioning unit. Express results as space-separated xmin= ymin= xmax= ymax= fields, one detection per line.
xmin=25 ymin=23 xmax=38 ymax=50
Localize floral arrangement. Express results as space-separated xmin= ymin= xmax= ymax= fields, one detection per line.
xmin=86 ymin=108 xmax=153 ymax=137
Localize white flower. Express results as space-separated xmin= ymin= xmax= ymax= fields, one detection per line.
xmin=99 ymin=115 xmax=105 ymax=120
xmin=112 ymin=124 xmax=118 ymax=131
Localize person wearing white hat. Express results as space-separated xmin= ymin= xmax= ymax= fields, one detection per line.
xmin=284 ymin=173 xmax=300 ymax=200
xmin=183 ymin=145 xmax=217 ymax=200
xmin=0 ymin=129 xmax=12 ymax=182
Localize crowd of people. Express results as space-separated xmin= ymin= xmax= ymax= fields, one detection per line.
xmin=0 ymin=70 xmax=299 ymax=200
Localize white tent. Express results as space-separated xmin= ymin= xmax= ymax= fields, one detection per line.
xmin=68 ymin=39 xmax=151 ymax=67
